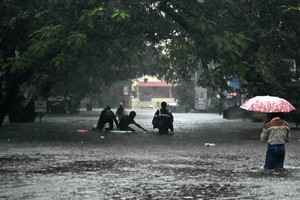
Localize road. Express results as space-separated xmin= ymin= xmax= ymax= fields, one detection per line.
xmin=0 ymin=110 xmax=300 ymax=199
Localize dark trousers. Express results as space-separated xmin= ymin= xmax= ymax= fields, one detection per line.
xmin=158 ymin=128 xmax=169 ymax=135
xmin=264 ymin=144 xmax=285 ymax=169
xmin=97 ymin=120 xmax=113 ymax=131
xmin=157 ymin=117 xmax=174 ymax=135
xmin=158 ymin=123 xmax=174 ymax=135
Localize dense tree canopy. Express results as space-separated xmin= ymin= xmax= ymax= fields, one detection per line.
xmin=159 ymin=0 xmax=300 ymax=92
xmin=1 ymin=0 xmax=300 ymax=125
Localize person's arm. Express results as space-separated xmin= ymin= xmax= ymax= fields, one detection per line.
xmin=285 ymin=127 xmax=290 ymax=143
xmin=96 ymin=111 xmax=104 ymax=128
xmin=113 ymin=115 xmax=119 ymax=128
xmin=280 ymin=119 xmax=290 ymax=143
xmin=170 ymin=112 xmax=174 ymax=122
xmin=260 ymin=128 xmax=269 ymax=142
xmin=133 ymin=121 xmax=148 ymax=132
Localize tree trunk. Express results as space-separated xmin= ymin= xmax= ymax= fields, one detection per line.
xmin=0 ymin=113 xmax=6 ymax=126
xmin=9 ymin=98 xmax=36 ymax=123
xmin=0 ymin=79 xmax=19 ymax=127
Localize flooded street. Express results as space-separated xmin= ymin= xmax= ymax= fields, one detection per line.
xmin=1 ymin=111 xmax=300 ymax=199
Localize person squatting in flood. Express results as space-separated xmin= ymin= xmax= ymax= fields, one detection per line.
xmin=260 ymin=113 xmax=290 ymax=170
xmin=96 ymin=105 xmax=119 ymax=131
xmin=118 ymin=111 xmax=148 ymax=132
xmin=152 ymin=101 xmax=174 ymax=135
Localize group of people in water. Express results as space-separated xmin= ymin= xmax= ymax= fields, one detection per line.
xmin=96 ymin=101 xmax=174 ymax=135
xmin=96 ymin=102 xmax=291 ymax=171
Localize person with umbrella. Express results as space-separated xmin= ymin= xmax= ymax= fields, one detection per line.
xmin=240 ymin=95 xmax=295 ymax=170
xmin=260 ymin=113 xmax=290 ymax=170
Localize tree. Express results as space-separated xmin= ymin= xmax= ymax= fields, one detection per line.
xmin=157 ymin=0 xmax=300 ymax=97
xmin=175 ymin=80 xmax=195 ymax=111
xmin=1 ymin=0 xmax=299 ymax=126
xmin=0 ymin=0 xmax=177 ymax=125
xmin=0 ymin=1 xmax=39 ymax=124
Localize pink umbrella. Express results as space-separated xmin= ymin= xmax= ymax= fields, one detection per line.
xmin=240 ymin=96 xmax=296 ymax=113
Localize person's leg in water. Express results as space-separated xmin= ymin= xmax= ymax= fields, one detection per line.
xmin=264 ymin=144 xmax=273 ymax=170
xmin=127 ymin=126 xmax=136 ymax=132
xmin=160 ymin=118 xmax=173 ymax=135
xmin=169 ymin=121 xmax=174 ymax=135
xmin=119 ymin=124 xmax=135 ymax=132
xmin=273 ymin=144 xmax=285 ymax=170
xmin=106 ymin=120 xmax=114 ymax=131
xmin=97 ymin=121 xmax=105 ymax=131
xmin=158 ymin=127 xmax=168 ymax=135
xmin=264 ymin=144 xmax=285 ymax=170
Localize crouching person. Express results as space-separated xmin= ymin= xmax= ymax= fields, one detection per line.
xmin=260 ymin=113 xmax=290 ymax=170
xmin=119 ymin=111 xmax=148 ymax=133
xmin=96 ymin=106 xmax=118 ymax=131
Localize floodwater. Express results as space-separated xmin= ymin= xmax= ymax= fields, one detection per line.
xmin=1 ymin=110 xmax=300 ymax=199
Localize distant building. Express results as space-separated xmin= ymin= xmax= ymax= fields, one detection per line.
xmin=131 ymin=76 xmax=176 ymax=109
xmin=194 ymin=86 xmax=208 ymax=110
xmin=193 ymin=71 xmax=210 ymax=111
xmin=223 ymin=78 xmax=241 ymax=110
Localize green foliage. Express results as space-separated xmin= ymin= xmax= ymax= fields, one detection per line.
xmin=1 ymin=0 xmax=300 ymax=105
xmin=175 ymin=80 xmax=195 ymax=111
xmin=157 ymin=0 xmax=300 ymax=99
xmin=112 ymin=9 xmax=130 ymax=21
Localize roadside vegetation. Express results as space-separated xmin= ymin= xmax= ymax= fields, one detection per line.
xmin=1 ymin=0 xmax=299 ymax=126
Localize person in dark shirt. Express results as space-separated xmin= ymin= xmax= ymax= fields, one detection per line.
xmin=119 ymin=111 xmax=148 ymax=132
xmin=96 ymin=106 xmax=118 ymax=131
xmin=152 ymin=101 xmax=174 ymax=135
xmin=115 ymin=103 xmax=125 ymax=123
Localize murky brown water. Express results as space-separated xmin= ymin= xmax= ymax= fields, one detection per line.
xmin=1 ymin=111 xmax=300 ymax=199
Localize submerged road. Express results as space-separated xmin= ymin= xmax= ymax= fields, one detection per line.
xmin=0 ymin=110 xmax=300 ymax=199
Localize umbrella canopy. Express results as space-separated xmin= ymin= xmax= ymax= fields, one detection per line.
xmin=240 ymin=96 xmax=296 ymax=113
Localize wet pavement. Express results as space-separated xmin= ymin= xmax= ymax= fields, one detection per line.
xmin=0 ymin=110 xmax=300 ymax=199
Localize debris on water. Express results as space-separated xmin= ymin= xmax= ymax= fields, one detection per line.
xmin=204 ymin=143 xmax=216 ymax=147
xmin=77 ymin=129 xmax=89 ymax=137
xmin=100 ymin=136 xmax=105 ymax=140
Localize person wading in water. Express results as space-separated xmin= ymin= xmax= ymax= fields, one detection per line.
xmin=261 ymin=113 xmax=290 ymax=171
xmin=119 ymin=111 xmax=148 ymax=132
xmin=152 ymin=101 xmax=174 ymax=135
